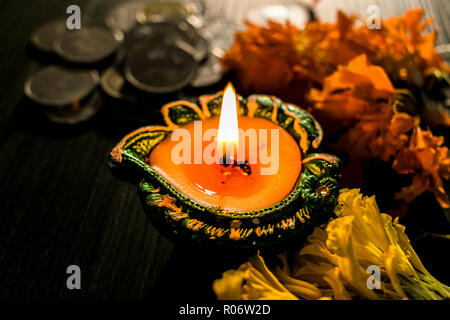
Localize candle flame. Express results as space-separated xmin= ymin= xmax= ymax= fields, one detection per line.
xmin=217 ymin=83 xmax=239 ymax=146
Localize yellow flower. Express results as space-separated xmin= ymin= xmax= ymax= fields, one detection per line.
xmin=212 ymin=269 xmax=246 ymax=300
xmin=213 ymin=253 xmax=299 ymax=300
xmin=213 ymin=189 xmax=450 ymax=300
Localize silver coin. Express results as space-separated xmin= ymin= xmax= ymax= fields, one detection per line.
xmin=100 ymin=67 xmax=139 ymax=103
xmin=136 ymin=0 xmax=205 ymax=28
xmin=24 ymin=65 xmax=99 ymax=107
xmin=124 ymin=18 xmax=207 ymax=62
xmin=30 ymin=20 xmax=67 ymax=53
xmin=124 ymin=23 xmax=179 ymax=54
xmin=199 ymin=19 xmax=245 ymax=58
xmin=124 ymin=44 xmax=197 ymax=94
xmin=46 ymin=90 xmax=102 ymax=124
xmin=101 ymin=67 xmax=126 ymax=99
xmin=105 ymin=0 xmax=149 ymax=33
xmin=190 ymin=52 xmax=223 ymax=88
xmin=173 ymin=32 xmax=208 ymax=62
xmin=245 ymin=2 xmax=311 ymax=29
xmin=54 ymin=27 xmax=122 ymax=64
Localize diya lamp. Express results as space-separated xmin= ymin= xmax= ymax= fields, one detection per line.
xmin=110 ymin=83 xmax=340 ymax=248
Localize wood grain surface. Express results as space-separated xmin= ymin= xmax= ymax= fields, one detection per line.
xmin=0 ymin=0 xmax=448 ymax=300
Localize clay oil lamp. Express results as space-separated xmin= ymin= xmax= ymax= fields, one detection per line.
xmin=110 ymin=83 xmax=340 ymax=248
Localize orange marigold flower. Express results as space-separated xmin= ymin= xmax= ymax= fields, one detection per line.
xmin=222 ymin=9 xmax=450 ymax=208
xmin=393 ymin=127 xmax=450 ymax=208
xmin=369 ymin=113 xmax=417 ymax=162
xmin=310 ymin=55 xmax=396 ymax=157
xmin=313 ymin=54 xmax=394 ymax=118
xmin=222 ymin=21 xmax=301 ymax=95
xmin=311 ymin=55 xmax=449 ymax=207
xmin=222 ymin=9 xmax=449 ymax=104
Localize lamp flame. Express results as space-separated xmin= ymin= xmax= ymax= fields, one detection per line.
xmin=217 ymin=83 xmax=239 ymax=146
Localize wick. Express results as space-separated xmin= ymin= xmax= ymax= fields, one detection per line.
xmin=220 ymin=153 xmax=233 ymax=166
xmin=220 ymin=154 xmax=252 ymax=176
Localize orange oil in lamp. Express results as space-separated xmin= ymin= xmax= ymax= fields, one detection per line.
xmin=149 ymin=84 xmax=302 ymax=211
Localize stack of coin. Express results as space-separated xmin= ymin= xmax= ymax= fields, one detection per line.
xmin=28 ymin=20 xmax=121 ymax=124
xmin=30 ymin=20 xmax=67 ymax=53
xmin=54 ymin=27 xmax=123 ymax=64
xmin=125 ymin=43 xmax=197 ymax=94
xmin=136 ymin=0 xmax=205 ymax=28
xmin=126 ymin=17 xmax=207 ymax=61
xmin=26 ymin=0 xmax=259 ymax=124
xmin=105 ymin=0 xmax=205 ymax=33
xmin=24 ymin=65 xmax=101 ymax=124
xmin=105 ymin=0 xmax=149 ymax=33
xmin=31 ymin=20 xmax=122 ymax=64
xmin=112 ymin=15 xmax=210 ymax=96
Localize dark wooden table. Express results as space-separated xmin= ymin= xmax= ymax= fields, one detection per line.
xmin=0 ymin=0 xmax=448 ymax=300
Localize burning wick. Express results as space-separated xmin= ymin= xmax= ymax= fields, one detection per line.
xmin=220 ymin=154 xmax=252 ymax=178
xmin=217 ymin=83 xmax=252 ymax=183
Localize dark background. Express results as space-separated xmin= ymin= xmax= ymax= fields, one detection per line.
xmin=0 ymin=0 xmax=449 ymax=299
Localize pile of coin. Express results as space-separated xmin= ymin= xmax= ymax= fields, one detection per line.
xmin=24 ymin=65 xmax=102 ymax=124
xmin=24 ymin=0 xmax=247 ymax=124
xmin=26 ymin=19 xmax=122 ymax=124
xmin=101 ymin=0 xmax=244 ymax=99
